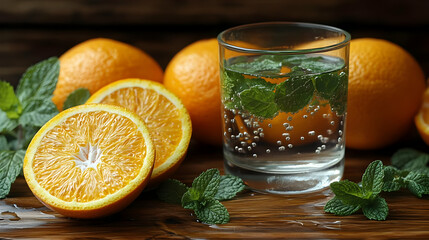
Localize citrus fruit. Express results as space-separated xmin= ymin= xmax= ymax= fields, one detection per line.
xmin=52 ymin=38 xmax=163 ymax=110
xmin=23 ymin=104 xmax=155 ymax=218
xmin=87 ymin=79 xmax=192 ymax=186
xmin=261 ymin=104 xmax=339 ymax=146
xmin=163 ymin=38 xmax=221 ymax=145
xmin=415 ymin=87 xmax=429 ymax=145
xmin=346 ymin=38 xmax=426 ymax=150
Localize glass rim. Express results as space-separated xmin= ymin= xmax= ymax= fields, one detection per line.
xmin=217 ymin=21 xmax=351 ymax=54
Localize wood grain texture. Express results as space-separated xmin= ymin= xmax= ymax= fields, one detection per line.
xmin=1 ymin=141 xmax=429 ymax=239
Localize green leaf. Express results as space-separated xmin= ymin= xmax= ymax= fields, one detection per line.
xmin=0 ymin=136 xmax=9 ymax=151
xmin=402 ymin=155 xmax=429 ymax=172
xmin=362 ymin=196 xmax=388 ymax=221
xmin=194 ymin=199 xmax=230 ymax=224
xmin=240 ymin=87 xmax=278 ymax=118
xmin=0 ymin=150 xmax=25 ymax=198
xmin=16 ymin=57 xmax=59 ymax=107
xmin=181 ymin=187 xmax=201 ymax=210
xmin=382 ymin=166 xmax=407 ymax=192
xmin=362 ymin=160 xmax=384 ymax=196
xmin=314 ymin=72 xmax=341 ymax=100
xmin=191 ymin=168 xmax=221 ymax=199
xmin=324 ymin=196 xmax=360 ymax=216
xmin=229 ymin=58 xmax=282 ymax=76
xmin=0 ymin=81 xmax=22 ymax=119
xmin=330 ymin=180 xmax=364 ymax=205
xmin=18 ymin=99 xmax=58 ymax=127
xmin=63 ymin=88 xmax=91 ymax=110
xmin=391 ymin=148 xmax=424 ymax=169
xmin=0 ymin=110 xmax=18 ymax=133
xmin=300 ymin=59 xmax=341 ymax=73
xmin=274 ymin=75 xmax=314 ymax=113
xmin=328 ymin=71 xmax=348 ymax=115
xmin=405 ymin=172 xmax=429 ymax=198
xmin=156 ymin=179 xmax=189 ymax=204
xmin=214 ymin=175 xmax=246 ymax=201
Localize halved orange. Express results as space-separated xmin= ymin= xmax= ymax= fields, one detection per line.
xmin=23 ymin=104 xmax=155 ymax=218
xmin=415 ymin=87 xmax=429 ymax=145
xmin=87 ymin=79 xmax=192 ymax=186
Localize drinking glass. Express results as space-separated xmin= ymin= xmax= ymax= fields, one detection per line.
xmin=218 ymin=22 xmax=350 ymax=194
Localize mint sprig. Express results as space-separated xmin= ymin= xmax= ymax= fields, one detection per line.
xmin=156 ymin=168 xmax=245 ymax=224
xmin=325 ymin=148 xmax=429 ymax=220
xmin=63 ymin=88 xmax=91 ymax=110
xmin=221 ymin=54 xmax=347 ymax=119
xmin=325 ymin=160 xmax=388 ymax=220
xmin=0 ymin=57 xmax=60 ymax=199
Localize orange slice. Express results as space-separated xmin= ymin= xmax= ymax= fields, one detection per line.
xmin=23 ymin=104 xmax=155 ymax=218
xmin=261 ymin=104 xmax=339 ymax=146
xmin=87 ymin=79 xmax=192 ymax=186
xmin=415 ymin=87 xmax=429 ymax=145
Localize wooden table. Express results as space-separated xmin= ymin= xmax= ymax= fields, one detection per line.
xmin=2 ymin=140 xmax=429 ymax=239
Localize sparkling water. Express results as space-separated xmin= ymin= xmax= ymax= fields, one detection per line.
xmin=220 ymin=54 xmax=348 ymax=194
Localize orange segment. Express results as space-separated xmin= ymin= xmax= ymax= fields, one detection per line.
xmin=23 ymin=104 xmax=155 ymax=218
xmin=87 ymin=79 xmax=192 ymax=186
xmin=261 ymin=104 xmax=339 ymax=146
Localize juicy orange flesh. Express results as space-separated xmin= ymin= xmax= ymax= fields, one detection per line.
xmin=98 ymin=87 xmax=182 ymax=168
xmin=32 ymin=111 xmax=146 ymax=203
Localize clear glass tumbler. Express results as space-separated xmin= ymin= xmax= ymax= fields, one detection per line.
xmin=218 ymin=22 xmax=350 ymax=194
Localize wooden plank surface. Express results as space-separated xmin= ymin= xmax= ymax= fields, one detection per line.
xmin=1 ymin=141 xmax=429 ymax=239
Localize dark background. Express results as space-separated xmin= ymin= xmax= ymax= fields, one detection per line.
xmin=1 ymin=0 xmax=428 ymax=87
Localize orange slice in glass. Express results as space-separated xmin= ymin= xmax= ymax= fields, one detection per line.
xmin=87 ymin=79 xmax=192 ymax=186
xmin=23 ymin=104 xmax=155 ymax=218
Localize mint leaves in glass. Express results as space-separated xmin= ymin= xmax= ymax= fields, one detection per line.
xmin=218 ymin=22 xmax=350 ymax=194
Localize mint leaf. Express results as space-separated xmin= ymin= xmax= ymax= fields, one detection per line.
xmin=274 ymin=75 xmax=314 ymax=113
xmin=0 ymin=136 xmax=9 ymax=151
xmin=0 ymin=150 xmax=25 ymax=198
xmin=314 ymin=73 xmax=341 ymax=100
xmin=382 ymin=166 xmax=407 ymax=192
xmin=191 ymin=168 xmax=221 ymax=199
xmin=194 ymin=199 xmax=230 ymax=224
xmin=0 ymin=110 xmax=18 ymax=133
xmin=405 ymin=172 xmax=429 ymax=198
xmin=402 ymin=155 xmax=429 ymax=172
xmin=229 ymin=58 xmax=282 ymax=76
xmin=63 ymin=88 xmax=91 ymax=110
xmin=0 ymin=81 xmax=22 ymax=119
xmin=391 ymin=148 xmax=424 ymax=169
xmin=156 ymin=179 xmax=189 ymax=204
xmin=181 ymin=187 xmax=201 ymax=210
xmin=16 ymin=57 xmax=59 ymax=107
xmin=300 ymin=59 xmax=341 ymax=73
xmin=18 ymin=99 xmax=58 ymax=127
xmin=214 ymin=175 xmax=245 ymax=201
xmin=362 ymin=196 xmax=388 ymax=221
xmin=362 ymin=160 xmax=384 ymax=196
xmin=240 ymin=87 xmax=278 ymax=118
xmin=328 ymin=71 xmax=347 ymax=115
xmin=222 ymin=68 xmax=276 ymax=112
xmin=324 ymin=196 xmax=360 ymax=216
xmin=330 ymin=180 xmax=364 ymax=205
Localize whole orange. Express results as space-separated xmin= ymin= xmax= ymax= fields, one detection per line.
xmin=52 ymin=38 xmax=163 ymax=110
xmin=163 ymin=39 xmax=221 ymax=145
xmin=346 ymin=38 xmax=426 ymax=149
